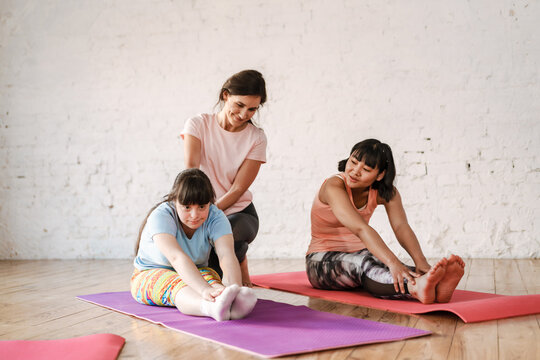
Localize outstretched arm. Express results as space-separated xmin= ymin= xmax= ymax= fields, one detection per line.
xmin=383 ymin=189 xmax=431 ymax=274
xmin=213 ymin=234 xmax=242 ymax=286
xmin=322 ymin=178 xmax=418 ymax=293
xmin=154 ymin=233 xmax=222 ymax=301
xmin=215 ymin=159 xmax=262 ymax=211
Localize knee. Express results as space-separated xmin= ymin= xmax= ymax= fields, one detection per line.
xmin=230 ymin=215 xmax=259 ymax=245
xmin=232 ymin=225 xmax=258 ymax=245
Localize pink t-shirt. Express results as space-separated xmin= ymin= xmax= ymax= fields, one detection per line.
xmin=307 ymin=173 xmax=379 ymax=254
xmin=181 ymin=113 xmax=267 ymax=215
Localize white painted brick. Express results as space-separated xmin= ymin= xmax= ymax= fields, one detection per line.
xmin=1 ymin=0 xmax=538 ymax=259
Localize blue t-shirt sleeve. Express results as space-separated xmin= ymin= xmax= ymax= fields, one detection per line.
xmin=145 ymin=205 xmax=178 ymax=239
xmin=206 ymin=206 xmax=232 ymax=246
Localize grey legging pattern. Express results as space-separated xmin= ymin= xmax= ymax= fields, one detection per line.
xmin=305 ymin=249 xmax=413 ymax=299
xmin=208 ymin=203 xmax=259 ymax=276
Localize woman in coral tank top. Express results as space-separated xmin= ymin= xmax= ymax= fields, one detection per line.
xmin=306 ymin=139 xmax=464 ymax=303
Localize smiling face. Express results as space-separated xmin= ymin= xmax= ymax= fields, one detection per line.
xmin=344 ymin=155 xmax=385 ymax=189
xmin=220 ymin=93 xmax=261 ymax=132
xmin=176 ymin=202 xmax=210 ymax=233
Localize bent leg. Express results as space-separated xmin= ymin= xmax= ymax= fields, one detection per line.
xmin=229 ymin=204 xmax=259 ymax=285
xmin=208 ymin=204 xmax=259 ymax=281
xmin=228 ymin=206 xmax=259 ymax=263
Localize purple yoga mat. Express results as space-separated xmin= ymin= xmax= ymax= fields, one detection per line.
xmin=78 ymin=292 xmax=429 ymax=358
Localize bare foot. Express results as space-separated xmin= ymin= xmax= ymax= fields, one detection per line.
xmin=435 ymin=254 xmax=465 ymax=303
xmin=408 ymin=258 xmax=447 ymax=304
xmin=240 ymin=258 xmax=253 ymax=287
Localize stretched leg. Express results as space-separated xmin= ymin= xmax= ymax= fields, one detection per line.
xmin=436 ymin=254 xmax=465 ymax=303
xmin=361 ymin=258 xmax=452 ymax=304
xmin=130 ymin=267 xmax=240 ymax=321
xmin=306 ymin=251 xmax=448 ymax=304
xmin=306 ymin=250 xmax=412 ymax=299
xmin=306 ymin=251 xmax=364 ymax=290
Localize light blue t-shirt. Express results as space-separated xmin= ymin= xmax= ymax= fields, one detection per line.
xmin=134 ymin=202 xmax=232 ymax=270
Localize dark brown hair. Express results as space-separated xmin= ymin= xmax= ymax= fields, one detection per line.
xmin=215 ymin=70 xmax=267 ymax=126
xmin=218 ymin=69 xmax=267 ymax=105
xmin=134 ymin=169 xmax=215 ymax=254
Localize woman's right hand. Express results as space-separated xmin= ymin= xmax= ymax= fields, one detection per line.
xmin=201 ymin=285 xmax=225 ymax=302
xmin=388 ymin=261 xmax=419 ymax=294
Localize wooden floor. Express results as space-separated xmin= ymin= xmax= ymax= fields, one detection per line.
xmin=1 ymin=258 xmax=539 ymax=359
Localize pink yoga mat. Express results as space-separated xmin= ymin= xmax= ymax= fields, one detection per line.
xmin=251 ymin=271 xmax=540 ymax=323
xmin=0 ymin=333 xmax=125 ymax=360
xmin=77 ymin=292 xmax=429 ymax=358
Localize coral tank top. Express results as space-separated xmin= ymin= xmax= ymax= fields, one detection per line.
xmin=307 ymin=173 xmax=378 ymax=254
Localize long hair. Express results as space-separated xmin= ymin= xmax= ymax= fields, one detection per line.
xmin=215 ymin=70 xmax=267 ymax=125
xmin=134 ymin=169 xmax=215 ymax=254
xmin=337 ymin=139 xmax=397 ymax=202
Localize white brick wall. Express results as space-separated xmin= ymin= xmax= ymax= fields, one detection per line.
xmin=1 ymin=1 xmax=538 ymax=259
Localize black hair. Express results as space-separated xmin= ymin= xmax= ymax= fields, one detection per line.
xmin=337 ymin=139 xmax=396 ymax=202
xmin=135 ymin=169 xmax=215 ymax=253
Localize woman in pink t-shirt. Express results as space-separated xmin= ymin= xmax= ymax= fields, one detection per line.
xmin=306 ymin=139 xmax=465 ymax=303
xmin=181 ymin=70 xmax=267 ymax=287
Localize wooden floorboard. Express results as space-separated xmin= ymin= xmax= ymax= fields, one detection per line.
xmin=0 ymin=258 xmax=538 ymax=359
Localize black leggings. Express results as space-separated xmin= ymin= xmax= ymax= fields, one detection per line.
xmin=208 ymin=203 xmax=259 ymax=276
xmin=305 ymin=250 xmax=413 ymax=299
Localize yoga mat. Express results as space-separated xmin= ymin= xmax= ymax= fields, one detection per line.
xmin=251 ymin=271 xmax=540 ymax=323
xmin=0 ymin=333 xmax=125 ymax=360
xmin=77 ymin=292 xmax=429 ymax=358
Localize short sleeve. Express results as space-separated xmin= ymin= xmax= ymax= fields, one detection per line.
xmin=181 ymin=115 xmax=203 ymax=140
xmin=145 ymin=206 xmax=178 ymax=239
xmin=246 ymin=129 xmax=267 ymax=163
xmin=205 ymin=206 xmax=232 ymax=245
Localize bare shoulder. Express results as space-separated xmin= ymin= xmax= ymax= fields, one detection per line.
xmin=319 ymin=175 xmax=347 ymax=204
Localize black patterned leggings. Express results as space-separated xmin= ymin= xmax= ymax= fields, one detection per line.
xmin=306 ymin=249 xmax=413 ymax=299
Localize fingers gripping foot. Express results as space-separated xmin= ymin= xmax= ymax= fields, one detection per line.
xmin=410 ymin=259 xmax=447 ymax=304
xmin=201 ymin=284 xmax=240 ymax=321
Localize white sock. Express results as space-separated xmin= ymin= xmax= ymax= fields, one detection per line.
xmin=200 ymin=284 xmax=240 ymax=321
xmin=230 ymin=286 xmax=258 ymax=320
